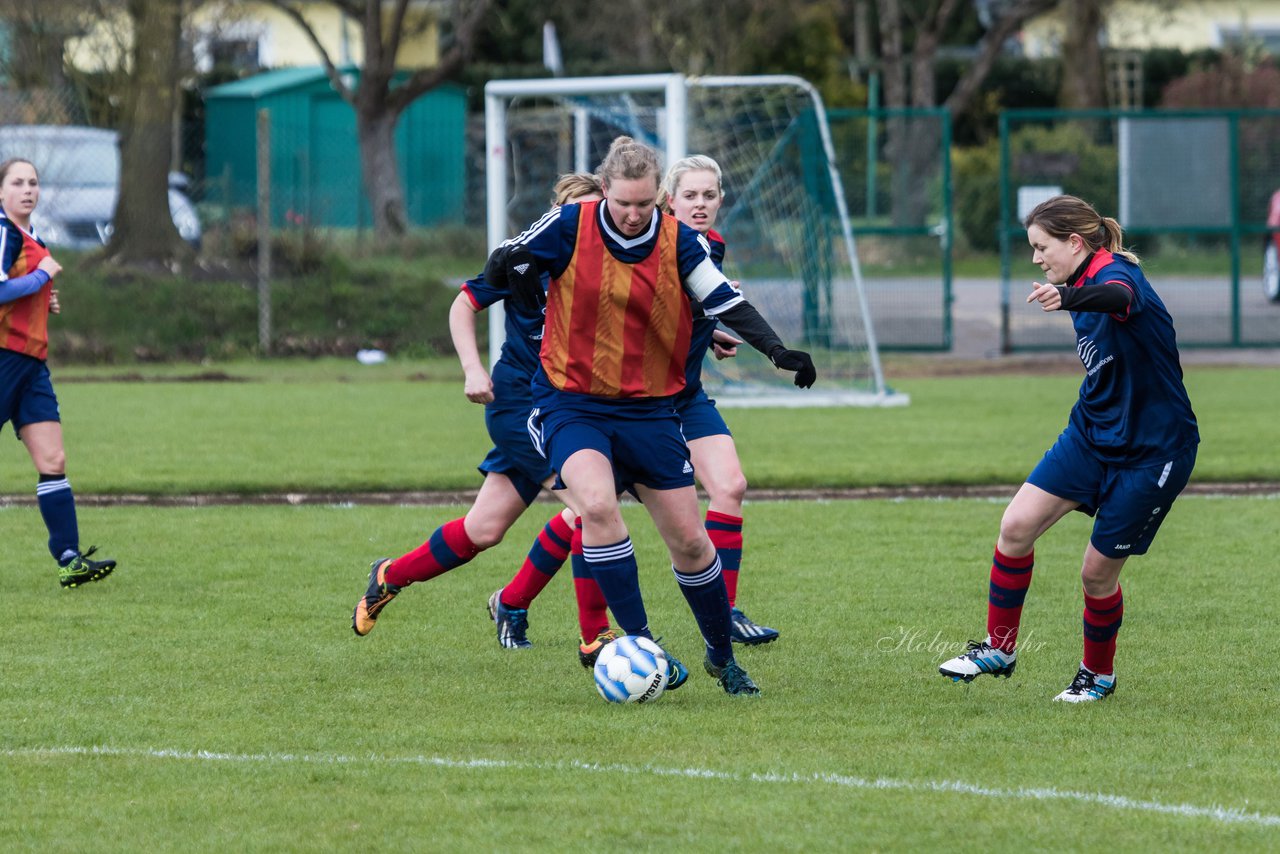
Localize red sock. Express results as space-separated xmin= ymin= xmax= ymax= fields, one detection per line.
xmin=986 ymin=547 xmax=1034 ymax=653
xmin=502 ymin=511 xmax=573 ymax=608
xmin=705 ymin=510 xmax=743 ymax=607
xmin=570 ymin=519 xmax=610 ymax=643
xmin=1082 ymin=586 xmax=1124 ymax=675
xmin=385 ymin=518 xmax=482 ymax=587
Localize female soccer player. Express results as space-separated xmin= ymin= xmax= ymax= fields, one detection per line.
xmin=487 ymin=158 xmax=779 ymax=667
xmin=486 ymin=136 xmax=815 ymax=695
xmin=660 ymin=154 xmax=778 ymax=645
xmin=352 ymin=174 xmax=602 ymax=644
xmin=937 ymin=194 xmax=1199 ymax=702
xmin=0 ymin=158 xmax=116 ymax=587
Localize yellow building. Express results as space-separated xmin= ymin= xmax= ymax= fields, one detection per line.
xmin=1023 ymin=0 xmax=1280 ymax=57
xmin=65 ymin=1 xmax=439 ymax=73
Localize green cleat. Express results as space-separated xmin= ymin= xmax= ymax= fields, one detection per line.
xmin=704 ymin=657 xmax=760 ymax=696
xmin=59 ymin=546 xmax=116 ymax=589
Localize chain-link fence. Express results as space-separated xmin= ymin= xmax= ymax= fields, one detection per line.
xmin=998 ymin=108 xmax=1280 ymax=350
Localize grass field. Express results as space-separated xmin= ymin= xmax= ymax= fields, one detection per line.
xmin=2 ymin=498 xmax=1279 ymax=850
xmin=2 ymin=360 xmax=1280 ymax=850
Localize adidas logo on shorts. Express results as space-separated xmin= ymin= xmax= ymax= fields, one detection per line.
xmin=682 ymin=460 xmax=693 ymax=474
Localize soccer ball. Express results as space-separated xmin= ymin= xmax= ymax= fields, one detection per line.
xmin=593 ymin=635 xmax=669 ymax=704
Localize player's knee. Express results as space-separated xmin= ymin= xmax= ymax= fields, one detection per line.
xmin=576 ymin=496 xmax=620 ymax=529
xmin=997 ymin=510 xmax=1038 ymax=552
xmin=34 ymin=447 xmax=67 ymax=476
xmin=670 ymin=529 xmax=714 ymax=566
xmin=704 ymin=469 xmax=747 ymax=506
xmin=467 ymin=524 xmax=505 ymax=550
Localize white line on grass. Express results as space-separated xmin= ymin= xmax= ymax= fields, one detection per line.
xmin=5 ymin=744 xmax=1279 ymax=829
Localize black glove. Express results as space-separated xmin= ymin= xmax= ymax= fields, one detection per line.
xmin=484 ymin=245 xmax=544 ymax=311
xmin=771 ymin=349 xmax=816 ymax=388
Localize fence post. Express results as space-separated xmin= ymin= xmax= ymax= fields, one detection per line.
xmin=256 ymin=109 xmax=272 ymax=356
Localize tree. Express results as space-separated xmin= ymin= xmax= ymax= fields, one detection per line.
xmin=105 ymin=0 xmax=191 ymax=268
xmin=1058 ymin=0 xmax=1109 ymax=109
xmin=872 ymin=0 xmax=1059 ymax=226
xmin=0 ymin=0 xmax=85 ymax=123
xmin=263 ymin=0 xmax=491 ymax=237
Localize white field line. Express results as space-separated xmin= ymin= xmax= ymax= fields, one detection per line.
xmin=4 ymin=744 xmax=1279 ymax=829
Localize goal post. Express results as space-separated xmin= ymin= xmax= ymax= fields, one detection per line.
xmin=484 ymin=73 xmax=907 ymax=407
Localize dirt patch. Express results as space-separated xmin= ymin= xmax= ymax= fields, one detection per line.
xmin=1 ymin=482 xmax=1275 ymax=508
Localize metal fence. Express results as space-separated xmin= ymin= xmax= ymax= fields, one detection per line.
xmin=998 ymin=108 xmax=1280 ymax=351
xmin=827 ymin=107 xmax=953 ymax=351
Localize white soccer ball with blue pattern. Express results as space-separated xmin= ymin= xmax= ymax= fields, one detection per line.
xmin=593 ymin=635 xmax=669 ymax=704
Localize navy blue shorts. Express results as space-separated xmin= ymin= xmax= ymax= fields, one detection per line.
xmin=478 ymin=403 xmax=552 ymax=505
xmin=1028 ymin=428 xmax=1197 ymax=558
xmin=674 ymin=386 xmax=730 ymax=442
xmin=0 ymin=350 xmax=59 ymax=439
xmin=532 ymin=398 xmax=694 ymax=492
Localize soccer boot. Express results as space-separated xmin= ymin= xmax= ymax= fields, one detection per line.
xmin=58 ymin=546 xmax=116 ymax=588
xmin=730 ymin=607 xmax=780 ymax=645
xmin=1053 ymin=666 xmax=1116 ymax=703
xmin=704 ymin=657 xmax=761 ymax=696
xmin=650 ymin=638 xmax=689 ymax=691
xmin=578 ymin=629 xmax=618 ymax=669
xmin=938 ymin=639 xmax=1017 ymax=682
xmin=488 ymin=589 xmax=532 ymax=649
xmin=352 ymin=558 xmax=399 ymax=637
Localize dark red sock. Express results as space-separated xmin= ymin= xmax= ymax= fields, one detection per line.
xmin=986 ymin=547 xmax=1034 ymax=653
xmin=385 ymin=518 xmax=482 ymax=587
xmin=1082 ymin=586 xmax=1124 ymax=675
xmin=502 ymin=511 xmax=573 ymax=608
xmin=705 ymin=510 xmax=743 ymax=607
xmin=570 ymin=519 xmax=610 ymax=642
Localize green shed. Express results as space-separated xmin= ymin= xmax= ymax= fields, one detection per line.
xmin=204 ymin=66 xmax=465 ymax=228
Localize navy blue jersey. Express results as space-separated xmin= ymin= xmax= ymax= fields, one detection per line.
xmin=460 ymin=272 xmax=545 ymax=407
xmin=1065 ymin=250 xmax=1199 ymax=465
xmin=679 ymin=228 xmax=726 ymax=398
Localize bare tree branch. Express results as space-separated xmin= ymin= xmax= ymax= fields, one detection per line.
xmin=944 ymin=0 xmax=1059 ymax=115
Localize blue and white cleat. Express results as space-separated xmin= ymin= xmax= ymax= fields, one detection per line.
xmin=730 ymin=607 xmax=779 ymax=645
xmin=488 ymin=588 xmax=532 ymax=649
xmin=1053 ymin=666 xmax=1115 ymax=702
xmin=938 ymin=639 xmax=1017 ymax=682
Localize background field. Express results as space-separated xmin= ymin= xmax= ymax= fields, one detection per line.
xmin=2 ymin=360 xmax=1280 ymax=851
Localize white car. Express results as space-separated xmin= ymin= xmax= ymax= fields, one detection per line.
xmin=0 ymin=125 xmax=201 ymax=250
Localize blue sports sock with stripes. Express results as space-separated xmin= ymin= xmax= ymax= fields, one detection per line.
xmin=37 ymin=474 xmax=79 ymax=565
xmin=584 ymin=537 xmax=650 ymax=638
xmin=673 ymin=555 xmax=734 ymax=667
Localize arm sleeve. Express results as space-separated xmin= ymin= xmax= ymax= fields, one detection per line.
xmin=0 ymin=269 xmax=50 ymax=305
xmin=1056 ymin=281 xmax=1132 ymax=313
xmin=714 ymin=301 xmax=787 ymax=361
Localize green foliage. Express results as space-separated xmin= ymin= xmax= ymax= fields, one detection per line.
xmin=2 ymin=497 xmax=1279 ymax=849
xmin=46 ymin=244 xmax=468 ymax=363
xmin=951 ymin=141 xmax=1002 ymax=253
xmin=952 ymin=122 xmax=1119 ymax=252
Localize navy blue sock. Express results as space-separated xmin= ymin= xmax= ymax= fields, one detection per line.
xmin=584 ymin=538 xmax=650 ymax=638
xmin=37 ymin=474 xmax=79 ymax=565
xmin=674 ymin=556 xmax=735 ymax=666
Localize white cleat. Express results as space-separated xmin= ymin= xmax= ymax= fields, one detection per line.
xmin=1053 ymin=666 xmax=1115 ymax=702
xmin=938 ymin=639 xmax=1017 ymax=682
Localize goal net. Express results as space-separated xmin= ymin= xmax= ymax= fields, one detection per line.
xmin=484 ymin=74 xmax=906 ymax=407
